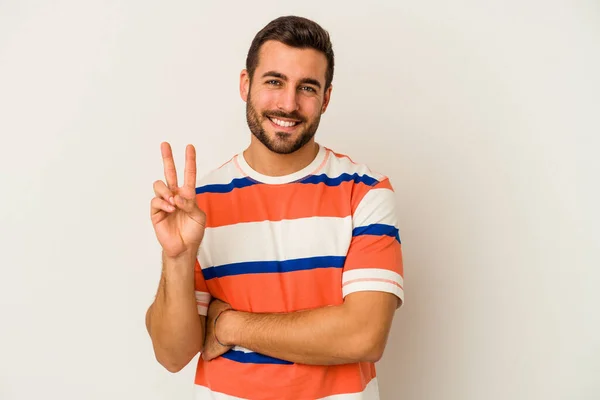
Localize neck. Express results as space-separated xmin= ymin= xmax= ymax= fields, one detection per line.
xmin=243 ymin=137 xmax=319 ymax=177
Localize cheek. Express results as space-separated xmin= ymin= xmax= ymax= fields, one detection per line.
xmin=252 ymin=90 xmax=276 ymax=109
xmin=302 ymin=98 xmax=323 ymax=118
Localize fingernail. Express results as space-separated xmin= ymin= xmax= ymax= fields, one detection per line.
xmin=169 ymin=196 xmax=175 ymax=205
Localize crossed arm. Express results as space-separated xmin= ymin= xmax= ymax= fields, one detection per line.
xmin=144 ymin=252 xmax=399 ymax=370
xmin=202 ymin=291 xmax=399 ymax=365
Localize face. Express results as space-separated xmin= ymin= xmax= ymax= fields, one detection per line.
xmin=240 ymin=40 xmax=332 ymax=155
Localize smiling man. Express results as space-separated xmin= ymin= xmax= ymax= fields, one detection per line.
xmin=146 ymin=16 xmax=404 ymax=399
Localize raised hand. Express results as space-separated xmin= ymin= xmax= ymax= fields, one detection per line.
xmin=150 ymin=142 xmax=206 ymax=258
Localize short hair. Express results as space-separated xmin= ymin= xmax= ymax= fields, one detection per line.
xmin=245 ymin=16 xmax=335 ymax=90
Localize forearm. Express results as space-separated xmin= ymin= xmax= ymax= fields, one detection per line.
xmin=219 ymin=300 xmax=390 ymax=365
xmin=146 ymin=250 xmax=204 ymax=371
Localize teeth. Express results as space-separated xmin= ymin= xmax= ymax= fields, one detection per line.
xmin=271 ymin=118 xmax=298 ymax=127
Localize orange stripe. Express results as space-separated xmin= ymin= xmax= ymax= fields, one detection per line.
xmin=196 ymin=179 xmax=392 ymax=228
xmin=344 ymin=235 xmax=403 ymax=276
xmin=197 ymin=181 xmax=358 ymax=227
xmin=206 ymin=268 xmax=344 ymax=313
xmin=196 ymin=301 xmax=209 ymax=307
xmin=343 ymin=277 xmax=403 ymax=290
xmin=194 ymin=357 xmax=375 ymax=398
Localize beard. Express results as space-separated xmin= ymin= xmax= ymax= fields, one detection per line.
xmin=246 ymin=91 xmax=321 ymax=155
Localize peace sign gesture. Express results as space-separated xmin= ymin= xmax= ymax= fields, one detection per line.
xmin=151 ymin=142 xmax=206 ymax=259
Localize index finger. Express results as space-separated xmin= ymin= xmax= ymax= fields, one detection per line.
xmin=161 ymin=142 xmax=178 ymax=189
xmin=183 ymin=144 xmax=197 ymax=190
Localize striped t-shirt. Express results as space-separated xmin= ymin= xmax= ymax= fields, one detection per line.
xmin=192 ymin=144 xmax=404 ymax=399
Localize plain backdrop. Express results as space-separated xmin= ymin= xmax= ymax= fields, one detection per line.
xmin=0 ymin=1 xmax=599 ymax=399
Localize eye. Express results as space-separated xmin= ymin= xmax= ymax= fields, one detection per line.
xmin=266 ymin=80 xmax=281 ymax=86
xmin=300 ymin=86 xmax=316 ymax=93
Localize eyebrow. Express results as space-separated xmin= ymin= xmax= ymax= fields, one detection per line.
xmin=261 ymin=71 xmax=322 ymax=90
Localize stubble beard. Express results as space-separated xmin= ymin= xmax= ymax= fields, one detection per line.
xmin=245 ymin=90 xmax=321 ymax=155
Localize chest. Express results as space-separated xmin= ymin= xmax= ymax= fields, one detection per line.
xmin=199 ymin=184 xmax=354 ymax=312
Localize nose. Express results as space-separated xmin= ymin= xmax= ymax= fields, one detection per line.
xmin=276 ymin=87 xmax=299 ymax=114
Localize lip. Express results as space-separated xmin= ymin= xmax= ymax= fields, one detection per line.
xmin=267 ymin=117 xmax=302 ymax=132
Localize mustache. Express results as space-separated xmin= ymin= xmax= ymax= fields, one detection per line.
xmin=263 ymin=110 xmax=305 ymax=122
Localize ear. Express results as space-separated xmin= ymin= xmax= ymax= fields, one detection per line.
xmin=321 ymin=84 xmax=333 ymax=114
xmin=240 ymin=69 xmax=250 ymax=102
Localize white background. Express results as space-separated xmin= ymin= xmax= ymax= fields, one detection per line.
xmin=1 ymin=1 xmax=598 ymax=399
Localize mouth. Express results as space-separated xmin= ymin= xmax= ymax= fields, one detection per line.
xmin=267 ymin=116 xmax=302 ymax=131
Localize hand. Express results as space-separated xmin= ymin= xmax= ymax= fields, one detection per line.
xmin=150 ymin=142 xmax=207 ymax=258
xmin=202 ymin=299 xmax=234 ymax=361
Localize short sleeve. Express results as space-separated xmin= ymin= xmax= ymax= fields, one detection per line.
xmin=342 ymin=178 xmax=404 ymax=307
xmin=194 ymin=259 xmax=212 ymax=316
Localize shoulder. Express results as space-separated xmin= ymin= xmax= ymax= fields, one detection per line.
xmin=322 ymin=147 xmax=398 ymax=223
xmin=194 ymin=154 xmax=245 ymax=195
xmin=323 ymin=147 xmax=392 ymax=188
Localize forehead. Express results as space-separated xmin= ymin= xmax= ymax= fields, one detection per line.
xmin=255 ymin=40 xmax=327 ymax=84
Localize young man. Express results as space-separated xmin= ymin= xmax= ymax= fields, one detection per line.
xmin=146 ymin=15 xmax=404 ymax=399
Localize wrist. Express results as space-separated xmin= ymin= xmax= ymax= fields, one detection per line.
xmin=162 ymin=248 xmax=198 ymax=266
xmin=215 ymin=309 xmax=238 ymax=347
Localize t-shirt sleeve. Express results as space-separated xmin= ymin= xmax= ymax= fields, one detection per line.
xmin=342 ymin=178 xmax=404 ymax=307
xmin=194 ymin=259 xmax=211 ymax=316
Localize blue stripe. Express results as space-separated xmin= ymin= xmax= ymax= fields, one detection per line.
xmin=222 ymin=349 xmax=293 ymax=365
xmin=203 ymin=256 xmax=346 ymax=280
xmin=196 ymin=177 xmax=258 ymax=194
xmin=353 ymin=223 xmax=401 ymax=243
xmin=300 ymin=173 xmax=379 ymax=187
xmin=196 ymin=173 xmax=379 ymax=195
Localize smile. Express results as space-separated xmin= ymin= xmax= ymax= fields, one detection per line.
xmin=268 ymin=117 xmax=301 ymax=128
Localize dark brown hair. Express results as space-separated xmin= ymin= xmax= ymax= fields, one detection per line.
xmin=246 ymin=16 xmax=335 ymax=90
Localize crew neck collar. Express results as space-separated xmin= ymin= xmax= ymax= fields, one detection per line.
xmin=235 ymin=144 xmax=328 ymax=184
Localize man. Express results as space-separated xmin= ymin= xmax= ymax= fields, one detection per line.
xmin=146 ymin=15 xmax=404 ymax=399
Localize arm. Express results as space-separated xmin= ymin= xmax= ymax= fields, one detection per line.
xmin=147 ymin=142 xmax=210 ymax=372
xmin=146 ymin=250 xmax=206 ymax=372
xmin=216 ymin=177 xmax=403 ymax=365
xmin=215 ymin=291 xmax=398 ymax=365
xmin=203 ymin=176 xmax=404 ymax=365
